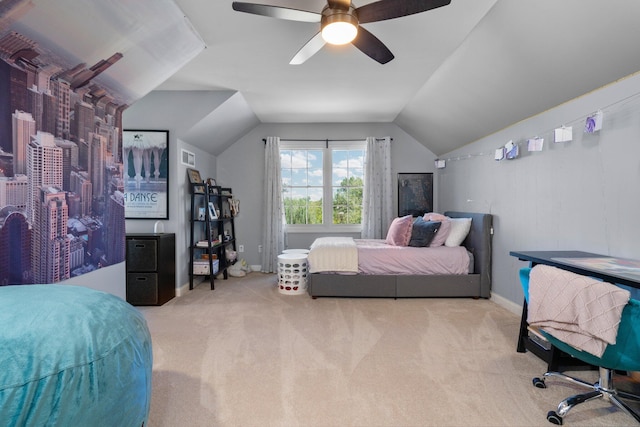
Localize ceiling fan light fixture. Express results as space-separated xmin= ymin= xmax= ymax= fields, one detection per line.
xmin=321 ymin=6 xmax=358 ymax=45
xmin=322 ymin=21 xmax=357 ymax=45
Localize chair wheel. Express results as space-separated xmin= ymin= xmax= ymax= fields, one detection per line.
xmin=547 ymin=410 xmax=563 ymax=425
xmin=533 ymin=377 xmax=547 ymax=388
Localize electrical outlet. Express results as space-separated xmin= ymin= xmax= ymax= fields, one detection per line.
xmin=258 ymin=244 xmax=263 ymax=253
xmin=238 ymin=245 xmax=244 ymax=253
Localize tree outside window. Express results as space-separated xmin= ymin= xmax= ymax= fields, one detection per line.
xmin=332 ymin=149 xmax=364 ymax=224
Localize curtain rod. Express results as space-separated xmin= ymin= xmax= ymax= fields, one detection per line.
xmin=263 ymin=137 xmax=392 ymax=144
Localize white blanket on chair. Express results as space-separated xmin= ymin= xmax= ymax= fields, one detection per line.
xmin=527 ymin=265 xmax=630 ymax=357
xmin=308 ymin=237 xmax=358 ymax=273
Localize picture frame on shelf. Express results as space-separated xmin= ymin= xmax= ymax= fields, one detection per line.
xmin=208 ymin=202 xmax=218 ymax=220
xmin=208 ymin=179 xmax=218 ymax=195
xmin=187 ymin=168 xmax=204 ymax=194
xmin=123 ymin=129 xmax=170 ymax=219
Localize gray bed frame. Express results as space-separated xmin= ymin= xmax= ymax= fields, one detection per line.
xmin=307 ymin=212 xmax=493 ymax=299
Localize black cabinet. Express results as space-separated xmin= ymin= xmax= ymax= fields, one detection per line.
xmin=189 ymin=184 xmax=237 ymax=290
xmin=126 ymin=233 xmax=175 ymax=305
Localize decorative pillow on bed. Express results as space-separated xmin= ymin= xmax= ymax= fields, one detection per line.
xmin=428 ymin=219 xmax=451 ymax=247
xmin=408 ymin=218 xmax=441 ymax=247
xmin=445 ymin=218 xmax=472 ymax=247
xmin=424 ymin=212 xmax=449 ymax=222
xmin=423 ymin=212 xmax=452 ymax=247
xmin=385 ymin=215 xmax=414 ymax=246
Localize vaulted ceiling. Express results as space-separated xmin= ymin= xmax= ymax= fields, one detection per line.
xmin=158 ymin=0 xmax=640 ymax=156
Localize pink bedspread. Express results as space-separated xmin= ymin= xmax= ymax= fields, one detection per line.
xmin=355 ymin=239 xmax=471 ymax=275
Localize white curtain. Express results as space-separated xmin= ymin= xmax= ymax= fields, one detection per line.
xmin=361 ymin=136 xmax=393 ymax=239
xmin=261 ymin=137 xmax=285 ymax=272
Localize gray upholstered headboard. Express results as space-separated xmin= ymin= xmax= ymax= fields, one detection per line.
xmin=445 ymin=211 xmax=493 ymax=297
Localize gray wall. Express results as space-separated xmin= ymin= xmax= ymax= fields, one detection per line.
xmin=124 ymin=92 xmax=218 ymax=293
xmin=438 ymin=71 xmax=640 ymax=309
xmin=216 ymin=123 xmax=438 ymax=267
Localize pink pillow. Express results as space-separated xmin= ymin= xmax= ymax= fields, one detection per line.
xmin=385 ymin=215 xmax=414 ymax=246
xmin=428 ymin=219 xmax=451 ymax=247
xmin=424 ymin=212 xmax=449 ymax=222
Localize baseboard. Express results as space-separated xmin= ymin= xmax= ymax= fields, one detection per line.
xmin=176 ymin=281 xmax=190 ymax=297
xmin=491 ymin=293 xmax=522 ymax=316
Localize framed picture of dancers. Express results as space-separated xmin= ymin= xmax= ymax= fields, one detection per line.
xmin=123 ymin=129 xmax=170 ymax=219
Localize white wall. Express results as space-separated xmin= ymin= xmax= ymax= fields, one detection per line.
xmin=438 ymin=71 xmax=640 ymax=306
xmin=62 ymin=263 xmax=126 ymax=300
xmin=216 ymin=122 xmax=438 ymax=267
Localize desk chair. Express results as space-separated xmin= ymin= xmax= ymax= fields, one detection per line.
xmin=520 ymin=267 xmax=640 ymax=425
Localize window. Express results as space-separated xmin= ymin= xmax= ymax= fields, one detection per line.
xmin=280 ymin=141 xmax=365 ymax=230
xmin=280 ymin=148 xmax=324 ymax=225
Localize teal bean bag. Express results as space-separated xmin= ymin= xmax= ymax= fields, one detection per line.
xmin=0 ymin=285 xmax=152 ymax=426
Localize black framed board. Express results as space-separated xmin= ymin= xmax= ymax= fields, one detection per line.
xmin=397 ymin=173 xmax=433 ymax=217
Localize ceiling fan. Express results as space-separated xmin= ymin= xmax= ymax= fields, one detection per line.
xmin=231 ymin=0 xmax=451 ymax=65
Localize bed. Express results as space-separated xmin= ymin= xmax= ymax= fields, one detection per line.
xmin=307 ymin=211 xmax=493 ymax=298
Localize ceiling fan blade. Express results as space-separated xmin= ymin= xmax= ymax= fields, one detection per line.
xmin=327 ymin=0 xmax=352 ymax=10
xmin=290 ymin=32 xmax=326 ymax=65
xmin=232 ymin=2 xmax=320 ymax=23
xmin=356 ymin=0 xmax=451 ymax=24
xmin=351 ymin=27 xmax=394 ymax=64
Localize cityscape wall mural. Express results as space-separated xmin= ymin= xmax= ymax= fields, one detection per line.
xmin=0 ymin=0 xmax=204 ymax=286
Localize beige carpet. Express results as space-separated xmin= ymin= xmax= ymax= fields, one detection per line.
xmin=139 ymin=273 xmax=639 ymax=426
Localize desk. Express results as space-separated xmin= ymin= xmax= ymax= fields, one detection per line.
xmin=510 ymin=250 xmax=640 ymax=371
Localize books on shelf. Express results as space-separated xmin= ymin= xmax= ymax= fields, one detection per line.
xmin=196 ymin=239 xmax=220 ymax=248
